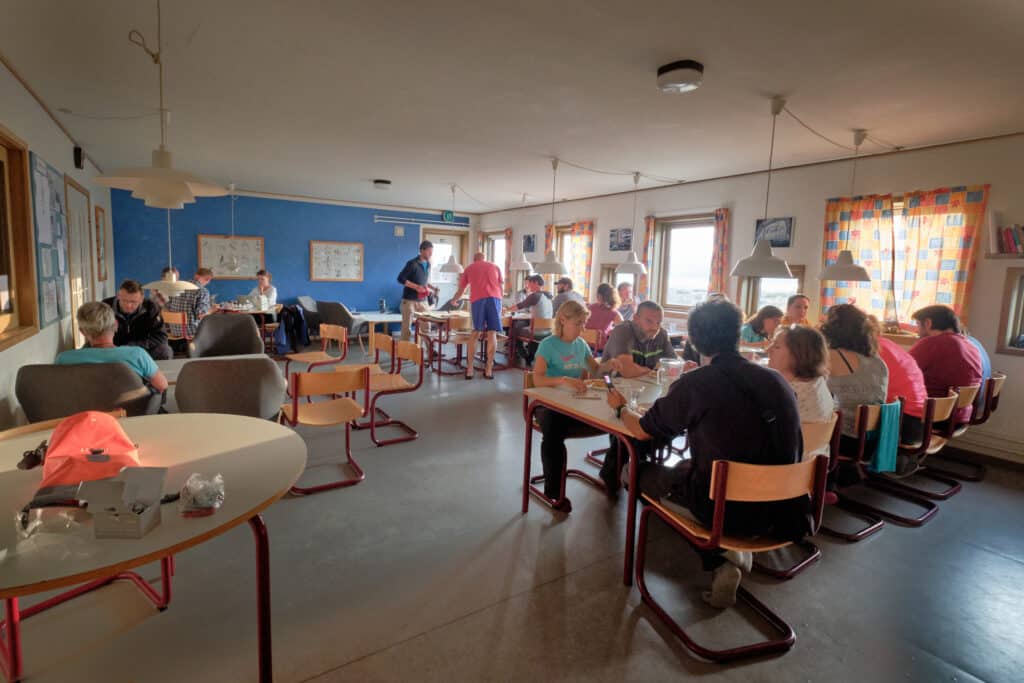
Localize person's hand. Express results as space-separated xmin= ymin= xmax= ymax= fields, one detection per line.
xmin=683 ymin=360 xmax=698 ymax=372
xmin=607 ymin=388 xmax=625 ymax=410
xmin=608 ymin=357 xmax=624 ymax=373
xmin=562 ymin=377 xmax=587 ymax=394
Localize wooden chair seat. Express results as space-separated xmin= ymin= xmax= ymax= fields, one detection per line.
xmin=280 ymin=397 xmax=363 ymax=427
xmin=286 ymin=350 xmax=339 ymax=364
xmin=369 ymin=374 xmax=414 ymax=392
xmin=925 ymin=435 xmax=949 ymax=455
xmin=643 ymin=496 xmax=792 ymax=553
xmin=334 ymin=363 xmax=384 ymax=375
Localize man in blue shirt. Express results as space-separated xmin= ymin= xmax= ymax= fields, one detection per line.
xmin=396 ymin=241 xmax=438 ymax=341
xmin=57 ymin=302 xmax=169 ymax=393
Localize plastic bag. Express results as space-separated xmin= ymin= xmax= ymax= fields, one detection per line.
xmin=178 ymin=473 xmax=225 ymax=517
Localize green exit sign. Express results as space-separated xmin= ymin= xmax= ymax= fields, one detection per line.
xmin=442 ymin=210 xmax=455 ymax=223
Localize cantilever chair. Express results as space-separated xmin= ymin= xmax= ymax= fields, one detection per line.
xmin=346 ymin=338 xmax=425 ymax=447
xmin=929 ymin=372 xmax=1006 ymax=481
xmin=283 ymin=323 xmax=349 ymax=381
xmin=635 ymin=455 xmax=829 ymax=663
xmin=279 ymin=367 xmax=370 ymax=494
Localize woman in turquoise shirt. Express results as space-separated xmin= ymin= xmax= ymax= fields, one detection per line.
xmin=740 ymin=305 xmax=783 ymax=346
xmin=533 ymin=300 xmax=612 ymax=512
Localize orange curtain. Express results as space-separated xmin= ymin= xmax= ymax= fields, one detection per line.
xmin=638 ymin=215 xmax=655 ymax=298
xmin=820 ymin=195 xmax=895 ymax=319
xmin=708 ymin=208 xmax=730 ymax=294
xmin=570 ymin=221 xmax=594 ymax=299
xmin=503 ymin=227 xmax=513 ymax=294
xmin=544 ymin=224 xmax=555 ymax=253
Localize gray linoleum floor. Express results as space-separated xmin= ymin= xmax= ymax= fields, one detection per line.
xmin=16 ymin=353 xmax=1024 ymax=683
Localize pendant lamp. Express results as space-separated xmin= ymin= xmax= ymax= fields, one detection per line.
xmin=535 ymin=158 xmax=568 ymax=275
xmin=440 ymin=254 xmax=464 ymax=273
xmin=819 ymin=130 xmax=871 ymax=283
xmin=143 ymin=209 xmax=197 ymax=297
xmin=617 ymin=173 xmax=648 ymax=276
xmin=96 ymin=0 xmax=226 ymax=208
xmin=509 ymin=252 xmax=533 ymax=272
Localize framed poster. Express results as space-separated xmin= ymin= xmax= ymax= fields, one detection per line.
xmin=609 ymin=228 xmax=633 ymax=251
xmin=94 ymin=205 xmax=108 ymax=281
xmin=198 ymin=234 xmax=265 ymax=279
xmin=310 ymin=240 xmax=363 ymax=282
xmin=754 ymin=217 xmax=794 ymax=248
xmin=522 ymin=233 xmax=537 ymax=254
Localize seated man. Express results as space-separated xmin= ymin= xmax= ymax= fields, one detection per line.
xmin=909 ymin=304 xmax=983 ymax=425
xmin=609 ymin=298 xmax=807 ymax=608
xmin=506 ymin=274 xmax=553 ymax=362
xmin=57 ymin=301 xmax=169 ymax=394
xmin=551 ymin=276 xmax=585 ymax=312
xmin=103 ymin=279 xmax=172 ymax=360
xmin=165 ymin=267 xmax=214 ymax=341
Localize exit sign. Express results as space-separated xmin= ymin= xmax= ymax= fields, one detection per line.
xmin=442 ymin=210 xmax=455 ymax=223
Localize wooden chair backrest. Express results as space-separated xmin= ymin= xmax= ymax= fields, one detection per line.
xmin=581 ymin=328 xmax=600 ymax=347
xmin=0 ymin=409 xmax=127 ymax=442
xmin=319 ymin=323 xmax=349 ymax=346
xmin=801 ymin=412 xmax=839 ymax=458
xmin=710 ymin=456 xmax=824 ymax=502
xmin=292 ymin=368 xmax=368 ymax=398
xmin=990 ymin=372 xmax=1006 ymax=399
xmin=530 ymin=318 xmax=555 ymax=332
xmin=272 ymin=304 xmax=283 ymax=313
xmin=163 ymin=310 xmax=186 ymax=326
xmin=930 ymin=389 xmax=959 ymax=423
xmin=853 ymin=404 xmax=882 ymax=432
xmin=394 ymin=340 xmax=423 ymax=365
xmin=450 ymin=315 xmax=472 ymax=332
xmin=954 ymin=384 xmax=980 ymax=409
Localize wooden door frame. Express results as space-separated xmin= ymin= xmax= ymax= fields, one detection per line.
xmin=63 ymin=175 xmax=93 ymax=345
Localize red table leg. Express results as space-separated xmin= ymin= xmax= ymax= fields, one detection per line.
xmin=0 ymin=598 xmax=22 ymax=682
xmin=249 ymin=515 xmax=273 ymax=683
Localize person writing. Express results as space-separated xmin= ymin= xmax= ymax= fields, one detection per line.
xmin=448 ymin=252 xmax=503 ymax=379
xmin=396 ymin=240 xmax=439 ymax=341
xmin=740 ymin=305 xmax=783 ymax=345
xmin=249 ymin=269 xmax=278 ymax=307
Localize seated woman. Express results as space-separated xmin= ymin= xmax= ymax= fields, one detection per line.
xmin=781 ymin=294 xmax=811 ymax=326
xmin=768 ymin=326 xmax=835 ymax=456
xmin=586 ymin=283 xmax=624 ymax=349
xmin=56 ymin=301 xmax=169 ymax=393
xmin=740 ymin=305 xmax=783 ymax=345
xmin=533 ymin=300 xmax=608 ymax=512
xmin=820 ymin=304 xmax=888 ymax=440
xmin=249 ymin=269 xmax=278 ymax=307
xmin=876 ymin=334 xmax=928 ymax=445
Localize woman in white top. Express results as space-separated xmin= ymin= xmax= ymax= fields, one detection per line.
xmin=249 ymin=269 xmax=278 ymax=307
xmin=768 ymin=326 xmax=835 ymax=456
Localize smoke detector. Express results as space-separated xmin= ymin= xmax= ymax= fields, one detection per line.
xmin=657 ymin=60 xmax=704 ymax=93
xmin=373 ymin=178 xmax=392 ymax=190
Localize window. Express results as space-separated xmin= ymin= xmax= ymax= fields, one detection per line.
xmin=552 ymin=225 xmax=574 ymax=274
xmin=737 ymin=266 xmax=806 ymax=316
xmin=598 ymin=263 xmax=635 ymax=290
xmin=997 ymin=267 xmax=1024 ymax=355
xmin=653 ymin=217 xmax=715 ymax=311
xmin=484 ymin=231 xmax=507 ymax=292
xmin=0 ymin=123 xmax=38 ymax=350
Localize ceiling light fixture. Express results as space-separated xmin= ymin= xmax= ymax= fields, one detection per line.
xmin=617 ymin=173 xmax=648 ymax=276
xmin=96 ymin=0 xmax=225 ymax=209
xmin=656 ymin=60 xmax=704 ymax=93
xmin=440 ymin=254 xmax=464 ymax=274
xmin=534 ymin=158 xmax=568 ymax=276
xmin=820 ymin=129 xmax=872 ymax=284
xmin=143 ymin=209 xmax=197 ymax=296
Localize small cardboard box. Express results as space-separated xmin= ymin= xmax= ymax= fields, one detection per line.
xmin=79 ymin=467 xmax=168 ymax=539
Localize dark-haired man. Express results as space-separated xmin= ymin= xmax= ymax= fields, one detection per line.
xmin=608 ymin=298 xmax=807 ymax=608
xmin=506 ymin=274 xmax=553 ymax=362
xmin=909 ymin=304 xmax=983 ymax=424
xmin=103 ymin=279 xmax=172 ymax=360
xmin=165 ymin=268 xmax=214 ymax=341
xmin=552 ymin=276 xmax=584 ymax=313
xmin=397 ymin=240 xmax=439 ymax=342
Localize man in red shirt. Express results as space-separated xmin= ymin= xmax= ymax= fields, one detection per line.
xmin=449 ymin=252 xmax=504 ymax=379
xmin=909 ymin=305 xmax=983 ymax=425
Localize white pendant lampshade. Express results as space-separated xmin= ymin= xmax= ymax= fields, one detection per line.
xmin=819 ymin=249 xmax=871 ymax=281
xmin=615 ymin=250 xmax=648 ymax=276
xmin=533 ymin=250 xmax=568 ymax=275
xmin=730 ymin=240 xmax=793 ymax=278
xmin=144 ymin=271 xmax=197 ymax=298
xmin=509 ymin=253 xmax=533 ymax=272
xmin=439 ymin=254 xmax=464 ymax=273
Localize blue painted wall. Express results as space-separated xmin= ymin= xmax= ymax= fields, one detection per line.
xmin=111 ymin=190 xmax=469 ymax=310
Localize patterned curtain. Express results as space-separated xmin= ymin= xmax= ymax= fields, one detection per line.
xmin=570 ymin=221 xmax=594 ymax=299
xmin=708 ymin=208 xmax=730 ymax=294
xmin=503 ymin=227 xmax=513 ymax=294
xmin=638 ymin=215 xmax=656 ymax=298
xmin=476 ymin=230 xmax=485 ymax=255
xmin=897 ymin=185 xmax=988 ymax=325
xmin=820 ymin=195 xmax=895 ymax=319
xmin=544 ymin=224 xmax=555 ymax=253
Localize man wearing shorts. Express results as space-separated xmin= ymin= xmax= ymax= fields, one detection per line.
xmin=449 ymin=252 xmax=503 ymax=379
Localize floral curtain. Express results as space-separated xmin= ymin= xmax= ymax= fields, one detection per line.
xmin=544 ymin=224 xmax=555 ymax=253
xmin=820 ymin=195 xmax=895 ymax=319
xmin=708 ymin=208 xmax=730 ymax=294
xmin=503 ymin=227 xmax=513 ymax=294
xmin=896 ymin=185 xmax=988 ymax=325
xmin=569 ymin=221 xmax=594 ymax=299
xmin=638 ymin=215 xmax=655 ymax=298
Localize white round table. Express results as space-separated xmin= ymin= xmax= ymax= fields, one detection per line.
xmin=0 ymin=413 xmax=306 ymax=682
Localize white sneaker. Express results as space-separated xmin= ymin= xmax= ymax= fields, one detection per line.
xmin=702 ymin=563 xmax=742 ymax=609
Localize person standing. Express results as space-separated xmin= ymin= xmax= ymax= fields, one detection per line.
xmin=396 ymin=240 xmax=438 ymax=342
xmin=449 ymin=252 xmax=504 ymax=379
xmin=103 ymin=279 xmax=172 ymax=360
xmin=165 ymin=268 xmax=214 ymax=340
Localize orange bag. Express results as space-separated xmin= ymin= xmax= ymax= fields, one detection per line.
xmin=37 ymin=411 xmax=140 ymax=490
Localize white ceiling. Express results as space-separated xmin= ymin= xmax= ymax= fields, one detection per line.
xmin=3 ymin=0 xmax=1023 ymax=213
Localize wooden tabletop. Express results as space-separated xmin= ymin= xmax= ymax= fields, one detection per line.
xmin=0 ymin=413 xmax=306 ymax=599
xmin=523 ymin=377 xmax=663 ymax=434
xmin=360 ymin=312 xmax=403 ymax=323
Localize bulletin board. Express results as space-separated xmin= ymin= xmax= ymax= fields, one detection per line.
xmin=197 ymin=234 xmax=265 ymax=279
xmin=309 ymin=240 xmax=363 ymax=282
xmin=30 ymin=152 xmax=72 ymax=328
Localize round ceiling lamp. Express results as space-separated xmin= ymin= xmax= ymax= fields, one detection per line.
xmin=656 ymin=60 xmax=704 ymax=93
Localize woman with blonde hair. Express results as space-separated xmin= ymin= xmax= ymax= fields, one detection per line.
xmin=533 ymin=300 xmax=612 ymax=512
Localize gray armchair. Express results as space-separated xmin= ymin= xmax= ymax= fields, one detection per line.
xmin=175 ymin=357 xmax=286 ymax=420
xmin=16 ymin=363 xmax=162 ymax=420
xmin=316 ymin=301 xmax=368 ymax=341
xmin=190 ymin=314 xmax=265 ymax=358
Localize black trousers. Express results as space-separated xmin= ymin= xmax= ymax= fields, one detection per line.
xmin=536 ymin=407 xmax=605 ymax=499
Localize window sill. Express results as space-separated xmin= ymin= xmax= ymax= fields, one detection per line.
xmin=995 ymin=344 xmax=1024 ymax=357
xmin=0 ymin=325 xmax=39 ymax=353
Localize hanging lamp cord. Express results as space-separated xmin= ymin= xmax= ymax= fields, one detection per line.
xmin=128 ymin=0 xmax=165 ymax=148
xmin=166 ymin=209 xmax=172 ymax=268
xmin=763 ymin=111 xmax=777 ymax=220
xmin=550 ymin=158 xmax=559 ymax=228
xmin=632 ymin=172 xmax=640 ymax=233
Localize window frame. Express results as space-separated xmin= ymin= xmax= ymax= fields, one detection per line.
xmin=483 ymin=230 xmax=508 ymax=294
xmin=598 ymin=263 xmax=636 ymax=290
xmin=996 ymin=267 xmax=1024 ymax=356
xmin=0 ymin=122 xmax=39 ymax=351
xmin=736 ymin=265 xmax=806 ymax=317
xmin=654 ymin=214 xmax=716 ymax=314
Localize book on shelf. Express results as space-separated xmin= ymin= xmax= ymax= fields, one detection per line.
xmin=994 ymin=224 xmax=1024 ymax=254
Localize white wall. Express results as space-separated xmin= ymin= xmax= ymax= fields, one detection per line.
xmin=479 ymin=135 xmax=1024 ymax=463
xmin=0 ymin=63 xmax=113 ymax=428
